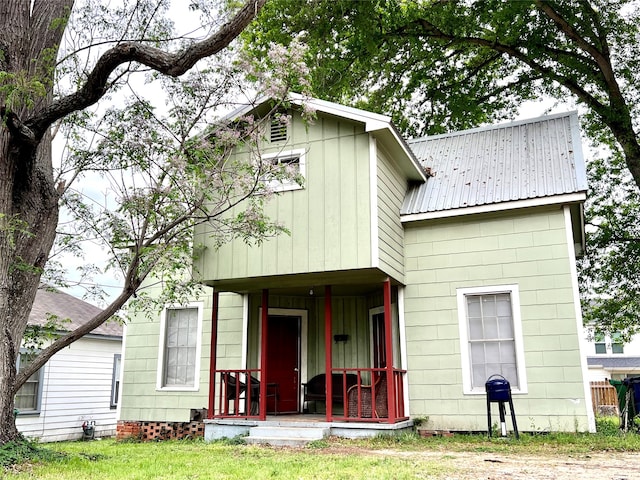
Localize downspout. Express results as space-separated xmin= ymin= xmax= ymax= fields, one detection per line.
xmin=383 ymin=279 xmax=396 ymax=423
xmin=324 ymin=285 xmax=333 ymax=421
xmin=207 ymin=290 xmax=219 ymax=419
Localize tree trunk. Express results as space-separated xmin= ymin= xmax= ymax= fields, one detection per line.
xmin=0 ymin=0 xmax=65 ymax=444
xmin=607 ymin=111 xmax=640 ymax=191
xmin=0 ymin=130 xmax=59 ymax=443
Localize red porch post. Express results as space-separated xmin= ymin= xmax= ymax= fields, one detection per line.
xmin=383 ymin=279 xmax=397 ymax=423
xmin=259 ymin=289 xmax=269 ymax=420
xmin=324 ymin=285 xmax=333 ymax=420
xmin=207 ymin=290 xmax=219 ymax=419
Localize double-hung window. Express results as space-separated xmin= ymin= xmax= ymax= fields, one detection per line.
xmin=611 ymin=332 xmax=625 ymax=354
xmin=157 ymin=304 xmax=202 ymax=391
xmin=457 ymin=285 xmax=527 ymax=394
xmin=594 ymin=331 xmax=624 ymax=354
xmin=15 ymin=352 xmax=44 ymax=414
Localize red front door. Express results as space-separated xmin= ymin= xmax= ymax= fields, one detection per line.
xmin=266 ymin=315 xmax=300 ymax=413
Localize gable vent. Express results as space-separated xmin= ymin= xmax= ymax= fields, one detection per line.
xmin=270 ymin=116 xmax=287 ymax=142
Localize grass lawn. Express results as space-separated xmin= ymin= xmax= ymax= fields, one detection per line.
xmin=3 ymin=437 xmax=451 ymax=480
xmin=3 ymin=431 xmax=640 ymax=480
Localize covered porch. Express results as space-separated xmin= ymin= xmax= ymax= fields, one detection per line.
xmin=205 ymin=271 xmax=410 ymax=438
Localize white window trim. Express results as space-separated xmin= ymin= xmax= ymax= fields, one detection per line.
xmin=261 ymin=148 xmax=306 ymax=192
xmin=593 ymin=332 xmax=625 ymax=355
xmin=15 ymin=350 xmax=45 ymax=415
xmin=369 ymin=305 xmax=400 ymax=369
xmin=110 ymin=354 xmax=121 ymax=408
xmin=457 ymin=285 xmax=528 ymax=395
xmin=156 ymin=302 xmax=204 ymax=392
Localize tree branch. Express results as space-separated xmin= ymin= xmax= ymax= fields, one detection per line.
xmin=14 ymin=287 xmax=134 ymax=388
xmin=0 ymin=107 xmax=37 ymax=146
xmin=413 ymin=17 xmax=608 ymax=118
xmin=534 ymin=0 xmax=621 ymax=99
xmin=26 ymin=0 xmax=266 ymax=138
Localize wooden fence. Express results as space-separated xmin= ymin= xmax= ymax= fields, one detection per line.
xmin=590 ymin=381 xmax=619 ymax=415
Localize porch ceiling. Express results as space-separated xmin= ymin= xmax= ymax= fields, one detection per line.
xmin=205 ymin=268 xmax=400 ymax=296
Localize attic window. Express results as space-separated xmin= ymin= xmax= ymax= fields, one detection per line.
xmin=270 ymin=115 xmax=288 ymax=142
xmin=261 ymin=148 xmax=306 ymax=192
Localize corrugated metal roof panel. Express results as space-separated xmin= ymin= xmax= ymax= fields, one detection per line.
xmin=402 ymin=112 xmax=587 ymax=215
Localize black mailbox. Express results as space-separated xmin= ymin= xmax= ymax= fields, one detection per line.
xmin=485 ymin=375 xmax=511 ymax=402
xmin=485 ymin=374 xmax=519 ymax=439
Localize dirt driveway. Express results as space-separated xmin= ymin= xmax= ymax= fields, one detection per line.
xmin=370 ymin=449 xmax=639 ymax=480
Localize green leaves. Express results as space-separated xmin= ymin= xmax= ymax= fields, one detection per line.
xmin=248 ymin=0 xmax=640 ymax=334
xmin=22 ymin=314 xmax=72 ymax=353
xmin=0 ymin=71 xmax=47 ymax=111
xmin=580 ymin=150 xmax=640 ymax=339
xmin=246 ymin=1 xmax=640 ymax=170
xmin=0 ymin=214 xmax=33 ymax=249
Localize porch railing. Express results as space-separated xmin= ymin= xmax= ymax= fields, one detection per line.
xmin=330 ymin=368 xmax=407 ymax=423
xmin=212 ymin=367 xmax=407 ymax=423
xmin=213 ymin=369 xmax=262 ymax=419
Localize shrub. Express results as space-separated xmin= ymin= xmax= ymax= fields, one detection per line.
xmin=595 ymin=416 xmax=620 ymax=436
xmin=0 ymin=437 xmax=62 ymax=468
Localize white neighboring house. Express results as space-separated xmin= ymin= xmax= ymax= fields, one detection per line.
xmin=584 ymin=328 xmax=640 ymax=382
xmin=15 ymin=287 xmax=122 ymax=442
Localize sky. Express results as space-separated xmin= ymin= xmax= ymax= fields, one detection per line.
xmin=53 ymin=2 xmax=210 ymax=306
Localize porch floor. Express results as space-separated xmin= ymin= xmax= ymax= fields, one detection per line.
xmin=204 ymin=414 xmax=414 ymax=443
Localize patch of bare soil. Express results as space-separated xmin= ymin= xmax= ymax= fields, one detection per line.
xmin=361 ymin=449 xmax=639 ymax=480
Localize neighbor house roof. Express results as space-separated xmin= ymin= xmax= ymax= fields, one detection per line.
xmin=587 ymin=356 xmax=640 ymax=370
xmin=401 ymin=112 xmax=588 ymax=221
xmin=28 ymin=287 xmax=122 ymax=338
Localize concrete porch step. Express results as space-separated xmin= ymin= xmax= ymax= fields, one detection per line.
xmin=245 ymin=425 xmax=330 ymax=447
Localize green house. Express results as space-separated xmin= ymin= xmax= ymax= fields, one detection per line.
xmin=119 ymin=96 xmax=594 ymax=441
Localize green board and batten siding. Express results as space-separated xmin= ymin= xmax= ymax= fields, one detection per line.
xmin=195 ymin=111 xmax=375 ymax=283
xmin=376 ymin=144 xmax=407 ymax=282
xmin=121 ymin=109 xmax=414 ymax=423
xmin=403 ymin=206 xmax=590 ymax=431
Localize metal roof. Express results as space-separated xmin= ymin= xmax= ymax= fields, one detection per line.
xmin=401 ymin=112 xmax=588 ymax=216
xmin=28 ymin=287 xmax=122 ymax=338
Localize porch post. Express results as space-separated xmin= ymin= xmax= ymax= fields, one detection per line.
xmin=259 ymin=289 xmax=269 ymax=420
xmin=207 ymin=290 xmax=219 ymax=419
xmin=383 ymin=279 xmax=396 ymax=423
xmin=324 ymin=285 xmax=333 ymax=420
